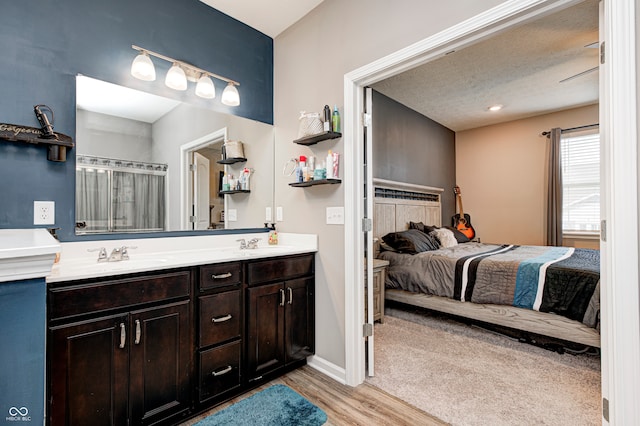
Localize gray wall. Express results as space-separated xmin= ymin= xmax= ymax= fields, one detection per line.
xmin=274 ymin=0 xmax=506 ymax=371
xmin=372 ymin=90 xmax=456 ymax=222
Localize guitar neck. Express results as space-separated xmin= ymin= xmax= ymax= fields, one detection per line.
xmin=457 ymin=194 xmax=464 ymax=216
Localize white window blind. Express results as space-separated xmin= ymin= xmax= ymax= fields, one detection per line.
xmin=560 ymin=129 xmax=600 ymax=233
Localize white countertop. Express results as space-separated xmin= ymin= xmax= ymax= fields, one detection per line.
xmin=0 ymin=228 xmax=61 ymax=282
xmin=47 ymin=232 xmax=317 ymax=283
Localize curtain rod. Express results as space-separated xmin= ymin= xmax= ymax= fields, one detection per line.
xmin=542 ymin=123 xmax=599 ymax=137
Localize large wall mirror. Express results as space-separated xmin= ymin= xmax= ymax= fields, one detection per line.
xmin=75 ymin=75 xmax=274 ymax=234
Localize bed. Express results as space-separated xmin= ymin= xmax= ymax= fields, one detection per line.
xmin=373 ymin=178 xmax=601 ymax=348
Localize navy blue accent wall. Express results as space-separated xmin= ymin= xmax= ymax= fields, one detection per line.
xmin=0 ymin=0 xmax=273 ymax=241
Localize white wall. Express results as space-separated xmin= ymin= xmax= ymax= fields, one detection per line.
xmin=76 ymin=109 xmax=152 ymax=162
xmin=456 ymin=104 xmax=599 ymax=246
xmin=274 ymin=0 xmax=507 ymax=371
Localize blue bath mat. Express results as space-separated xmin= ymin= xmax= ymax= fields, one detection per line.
xmin=193 ymin=384 xmax=327 ymax=426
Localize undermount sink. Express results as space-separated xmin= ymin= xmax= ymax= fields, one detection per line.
xmin=64 ymin=258 xmax=171 ymax=273
xmin=231 ymin=246 xmax=295 ymax=257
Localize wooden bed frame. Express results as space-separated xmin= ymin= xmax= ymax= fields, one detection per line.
xmin=373 ymin=178 xmax=601 ymax=348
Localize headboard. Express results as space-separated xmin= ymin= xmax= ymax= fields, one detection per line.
xmin=373 ymin=178 xmax=443 ymax=255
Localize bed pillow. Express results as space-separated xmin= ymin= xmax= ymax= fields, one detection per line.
xmin=409 ymin=221 xmax=438 ymax=234
xmin=430 ymin=228 xmax=459 ymax=248
xmin=444 ymin=226 xmax=471 ymax=243
xmin=382 ymin=229 xmax=440 ymax=253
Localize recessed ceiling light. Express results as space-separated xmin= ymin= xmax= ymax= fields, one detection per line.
xmin=488 ymin=104 xmax=503 ymax=112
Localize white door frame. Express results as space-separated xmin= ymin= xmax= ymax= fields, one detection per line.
xmin=180 ymin=128 xmax=227 ymax=230
xmin=343 ymin=0 xmax=638 ymax=423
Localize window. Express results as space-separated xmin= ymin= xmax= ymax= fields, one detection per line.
xmin=561 ymin=128 xmax=600 ymax=234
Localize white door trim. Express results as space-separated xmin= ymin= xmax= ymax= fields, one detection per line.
xmin=342 ymin=2 xmax=639 ymax=423
xmin=180 ymin=128 xmax=227 ymax=230
xmin=600 ymin=0 xmax=639 ymax=423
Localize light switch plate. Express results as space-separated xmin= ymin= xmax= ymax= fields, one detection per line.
xmin=276 ymin=206 xmax=283 ymax=222
xmin=265 ymin=207 xmax=272 ymax=222
xmin=34 ymin=201 xmax=55 ymax=225
xmin=326 ymin=206 xmax=344 ymax=225
xmin=227 ymin=209 xmax=237 ymax=221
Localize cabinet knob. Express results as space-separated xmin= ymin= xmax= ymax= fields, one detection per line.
xmin=212 ymin=365 xmax=233 ymax=377
xmin=212 ymin=314 xmax=232 ymax=323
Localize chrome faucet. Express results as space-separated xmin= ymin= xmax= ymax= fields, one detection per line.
xmin=237 ymin=239 xmax=247 ymax=250
xmin=107 ymin=246 xmax=136 ymax=262
xmin=88 ymin=247 xmax=108 ymax=262
xmin=247 ymin=238 xmax=261 ymax=249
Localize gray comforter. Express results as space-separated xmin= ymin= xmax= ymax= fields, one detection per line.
xmin=378 ymin=242 xmax=600 ymax=329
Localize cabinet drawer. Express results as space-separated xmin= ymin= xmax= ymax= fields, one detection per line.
xmin=199 ymin=341 xmax=242 ymax=403
xmin=246 ymin=254 xmax=314 ymax=285
xmin=49 ymin=270 xmax=191 ymax=321
xmin=199 ymin=290 xmax=242 ymax=347
xmin=200 ymin=262 xmax=242 ymax=291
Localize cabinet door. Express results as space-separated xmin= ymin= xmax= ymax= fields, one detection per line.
xmin=246 ymin=283 xmax=285 ymax=381
xmin=49 ymin=315 xmax=129 ymax=426
xmin=285 ymin=277 xmax=315 ymax=363
xmin=129 ymin=300 xmax=191 ymax=425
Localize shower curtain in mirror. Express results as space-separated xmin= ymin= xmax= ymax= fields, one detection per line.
xmin=76 ymin=155 xmax=167 ymax=233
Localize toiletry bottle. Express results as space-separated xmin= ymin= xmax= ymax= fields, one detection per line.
xmin=326 ymin=150 xmax=334 ymax=179
xmin=307 ymin=156 xmax=315 ymax=181
xmin=332 ymin=151 xmax=340 ymax=179
xmin=298 ymin=155 xmax=306 ymax=183
xmin=323 ymin=105 xmax=331 ymax=132
xmin=332 ymin=105 xmax=340 ymax=133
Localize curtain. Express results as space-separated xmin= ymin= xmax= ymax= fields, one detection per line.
xmin=112 ymin=171 xmax=165 ymax=232
xmin=76 ymin=168 xmax=110 ymax=232
xmin=546 ymin=128 xmax=563 ymax=246
xmin=76 ymin=160 xmax=166 ymax=233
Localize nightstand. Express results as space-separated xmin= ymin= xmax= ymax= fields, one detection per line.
xmin=365 ymin=259 xmax=390 ymax=323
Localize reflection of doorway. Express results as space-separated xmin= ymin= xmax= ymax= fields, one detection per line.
xmin=180 ymin=128 xmax=227 ymax=230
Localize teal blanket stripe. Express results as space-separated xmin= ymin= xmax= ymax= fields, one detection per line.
xmin=513 ymin=247 xmax=570 ymax=309
xmin=193 ymin=384 xmax=327 ymax=426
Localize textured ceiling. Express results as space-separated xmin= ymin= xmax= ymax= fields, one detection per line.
xmin=372 ymin=0 xmax=599 ymax=132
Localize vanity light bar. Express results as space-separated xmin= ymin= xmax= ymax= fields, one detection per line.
xmin=131 ymin=45 xmax=240 ymax=105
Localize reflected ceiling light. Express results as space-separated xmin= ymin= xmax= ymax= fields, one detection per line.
xmin=488 ymin=104 xmax=503 ymax=112
xmin=195 ymin=74 xmax=216 ymax=99
xmin=221 ymin=82 xmax=240 ymax=106
xmin=165 ymin=62 xmax=188 ymax=91
xmin=130 ymin=51 xmax=156 ymax=81
xmin=130 ymin=45 xmax=240 ymax=105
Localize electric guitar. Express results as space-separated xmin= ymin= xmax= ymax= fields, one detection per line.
xmin=452 ymin=186 xmax=476 ymax=240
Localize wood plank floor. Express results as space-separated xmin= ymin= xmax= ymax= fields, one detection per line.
xmin=181 ymin=365 xmax=447 ymax=425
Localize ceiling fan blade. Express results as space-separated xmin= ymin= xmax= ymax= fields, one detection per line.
xmin=559 ymin=66 xmax=599 ymax=83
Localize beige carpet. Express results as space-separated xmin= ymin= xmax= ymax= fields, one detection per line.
xmin=367 ymin=307 xmax=601 ymax=426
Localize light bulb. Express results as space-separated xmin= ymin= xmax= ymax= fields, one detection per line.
xmin=195 ymin=74 xmax=216 ymax=99
xmin=165 ymin=63 xmax=187 ymax=91
xmin=131 ymin=52 xmax=156 ymax=81
xmin=221 ymin=83 xmax=240 ymax=106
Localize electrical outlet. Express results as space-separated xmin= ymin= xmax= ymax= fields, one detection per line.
xmin=227 ymin=209 xmax=237 ymax=221
xmin=34 ymin=201 xmax=55 ymax=225
xmin=265 ymin=207 xmax=272 ymax=222
xmin=276 ymin=206 xmax=283 ymax=222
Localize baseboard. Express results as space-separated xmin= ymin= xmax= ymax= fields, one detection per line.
xmin=306 ymin=355 xmax=347 ymax=385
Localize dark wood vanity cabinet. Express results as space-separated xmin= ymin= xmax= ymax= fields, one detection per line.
xmin=245 ymin=254 xmax=315 ymax=383
xmin=196 ymin=261 xmax=243 ymax=405
xmin=47 ymin=253 xmax=315 ymax=425
xmin=47 ymin=270 xmax=193 ymax=426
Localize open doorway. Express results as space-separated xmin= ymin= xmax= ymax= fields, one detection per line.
xmin=181 ymin=128 xmax=227 ymax=230
xmin=344 ymin=0 xmax=639 ymax=423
